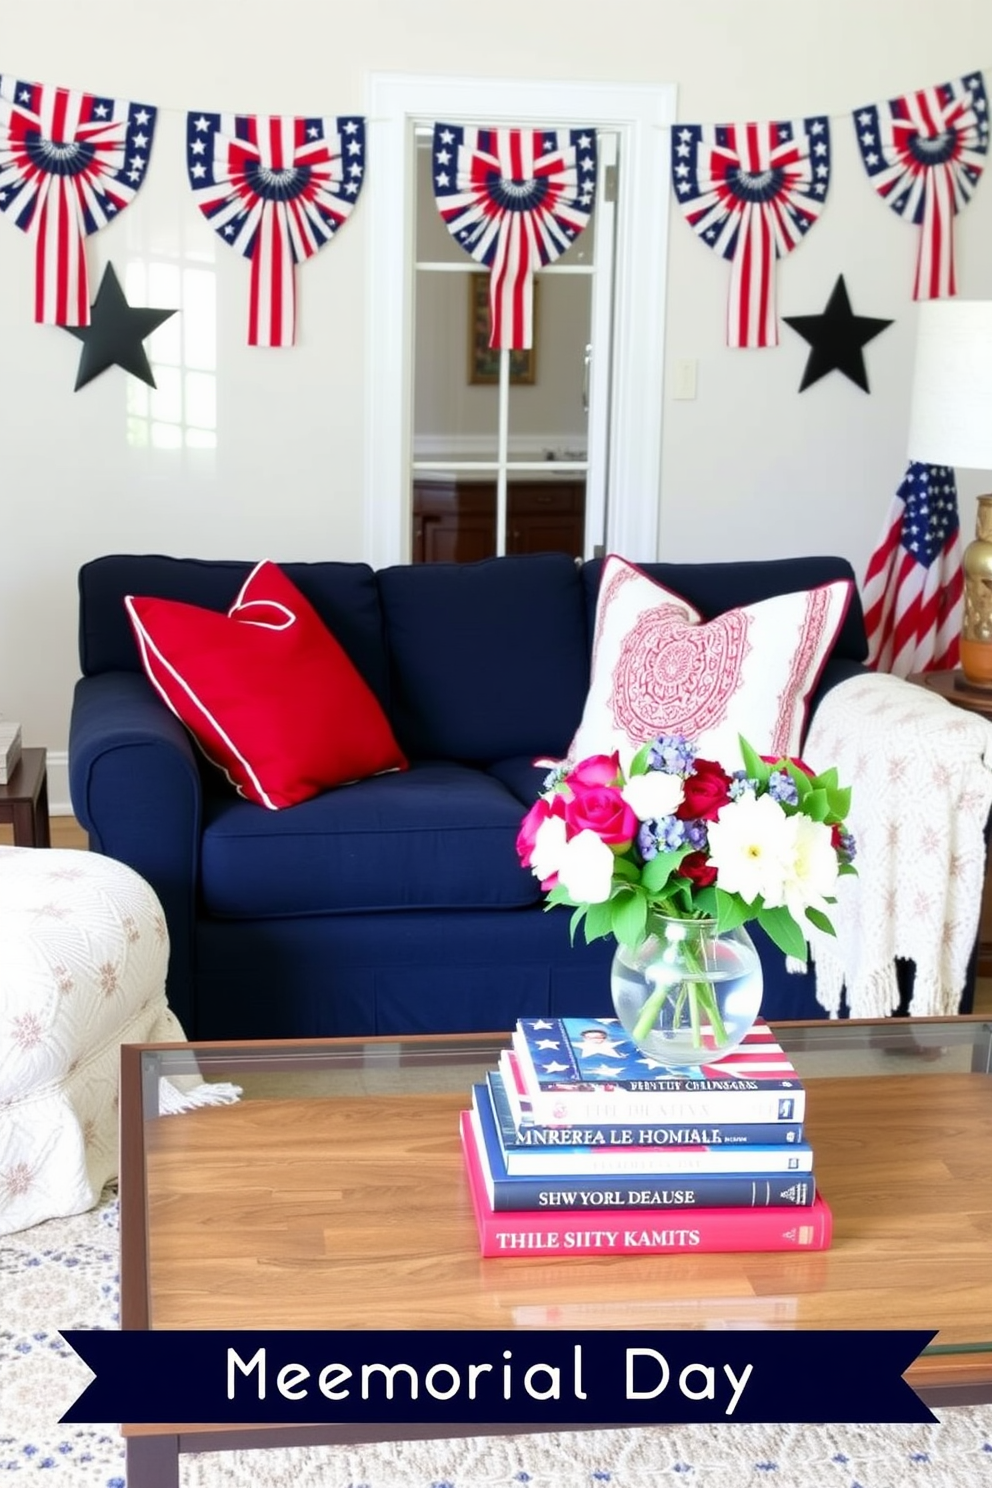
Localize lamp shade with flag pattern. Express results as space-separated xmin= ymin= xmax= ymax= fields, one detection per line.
xmin=432 ymin=123 xmax=597 ymax=351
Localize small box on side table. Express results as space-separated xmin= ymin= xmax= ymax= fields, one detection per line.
xmin=0 ymin=722 xmax=22 ymax=784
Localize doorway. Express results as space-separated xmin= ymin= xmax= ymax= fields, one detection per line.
xmin=365 ymin=74 xmax=675 ymax=569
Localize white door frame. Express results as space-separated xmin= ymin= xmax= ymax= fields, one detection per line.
xmin=364 ymin=72 xmax=676 ymax=569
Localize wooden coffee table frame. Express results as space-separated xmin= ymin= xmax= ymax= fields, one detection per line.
xmin=117 ymin=1020 xmax=992 ymax=1487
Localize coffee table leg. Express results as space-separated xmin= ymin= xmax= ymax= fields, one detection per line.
xmin=125 ymin=1433 xmax=180 ymax=1488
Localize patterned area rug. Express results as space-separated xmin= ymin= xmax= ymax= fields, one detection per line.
xmin=2 ymin=1188 xmax=992 ymax=1487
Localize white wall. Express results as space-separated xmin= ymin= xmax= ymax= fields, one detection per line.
xmin=3 ymin=0 xmax=992 ymax=807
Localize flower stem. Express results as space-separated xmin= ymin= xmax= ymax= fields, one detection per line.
xmin=628 ymin=924 xmax=731 ymax=1051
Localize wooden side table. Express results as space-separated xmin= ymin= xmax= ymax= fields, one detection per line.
xmin=0 ymin=747 xmax=51 ymax=848
xmin=908 ymin=670 xmax=992 ymax=975
xmin=908 ymin=667 xmax=992 ymax=717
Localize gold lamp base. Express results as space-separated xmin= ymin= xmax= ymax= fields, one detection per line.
xmin=961 ymin=494 xmax=992 ymax=688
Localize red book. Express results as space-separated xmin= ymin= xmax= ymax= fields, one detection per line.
xmin=459 ymin=1110 xmax=833 ymax=1258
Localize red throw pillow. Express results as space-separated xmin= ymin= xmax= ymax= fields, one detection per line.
xmin=125 ymin=560 xmax=408 ymax=809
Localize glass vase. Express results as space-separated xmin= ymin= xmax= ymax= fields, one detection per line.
xmin=610 ymin=912 xmax=763 ymax=1069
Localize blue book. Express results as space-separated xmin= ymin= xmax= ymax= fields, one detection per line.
xmin=485 ymin=1071 xmax=812 ymax=1175
xmin=469 ymin=1085 xmax=816 ymax=1212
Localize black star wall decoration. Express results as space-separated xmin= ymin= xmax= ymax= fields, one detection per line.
xmin=64 ymin=262 xmax=178 ymax=390
xmin=783 ymin=275 xmax=893 ymax=393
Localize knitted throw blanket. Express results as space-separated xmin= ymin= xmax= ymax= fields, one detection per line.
xmin=802 ymin=672 xmax=992 ymax=1018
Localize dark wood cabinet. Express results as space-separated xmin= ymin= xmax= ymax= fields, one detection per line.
xmin=412 ymin=479 xmax=585 ymax=563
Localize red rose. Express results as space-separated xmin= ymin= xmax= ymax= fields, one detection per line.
xmin=567 ymin=752 xmax=622 ymax=789
xmin=564 ymin=783 xmax=638 ymax=848
xmin=678 ymin=850 xmax=718 ymax=887
xmin=676 ymin=758 xmax=733 ymax=822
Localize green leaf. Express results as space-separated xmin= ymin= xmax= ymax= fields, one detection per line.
xmin=641 ymin=849 xmax=688 ymax=894
xmin=738 ymin=735 xmax=772 ymax=785
xmin=804 ymin=906 xmax=836 ymax=937
xmin=628 ymin=741 xmax=654 ymax=777
xmin=544 ymin=883 xmax=576 ymax=909
xmin=810 ymin=765 xmax=838 ymax=792
xmin=713 ymin=886 xmax=751 ymax=933
xmin=582 ymin=898 xmax=616 ymax=943
xmin=826 ymin=786 xmax=851 ymax=820
xmin=612 ymin=887 xmax=649 ymax=948
xmin=568 ymin=904 xmax=587 ymax=945
xmin=803 ymin=788 xmax=829 ymax=822
xmin=610 ymin=855 xmax=642 ymax=883
xmin=838 ymin=861 xmax=858 ymax=878
xmin=757 ymin=905 xmax=808 ymax=961
xmin=690 ymin=884 xmax=719 ymax=918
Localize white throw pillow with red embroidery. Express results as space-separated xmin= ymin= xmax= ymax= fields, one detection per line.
xmin=569 ymin=554 xmax=853 ymax=766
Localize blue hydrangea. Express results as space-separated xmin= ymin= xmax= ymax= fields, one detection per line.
xmin=767 ymin=769 xmax=799 ymax=806
xmin=729 ymin=771 xmax=759 ymax=799
xmin=647 ymin=734 xmax=696 ymax=775
xmin=637 ymin=821 xmax=662 ymax=860
xmin=659 ymin=815 xmax=688 ymax=851
xmin=683 ymin=818 xmax=708 ymax=851
xmin=837 ymin=829 xmax=857 ymax=864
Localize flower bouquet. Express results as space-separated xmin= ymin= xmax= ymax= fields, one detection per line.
xmin=516 ymin=734 xmax=856 ymax=1057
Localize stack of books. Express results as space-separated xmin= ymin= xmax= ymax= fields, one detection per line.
xmin=459 ymin=1016 xmax=832 ymax=1257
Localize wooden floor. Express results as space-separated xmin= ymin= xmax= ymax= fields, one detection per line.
xmin=7 ymin=815 xmax=992 ymax=1016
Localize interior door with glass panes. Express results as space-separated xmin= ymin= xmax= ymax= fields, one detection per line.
xmin=411 ymin=129 xmax=618 ymax=563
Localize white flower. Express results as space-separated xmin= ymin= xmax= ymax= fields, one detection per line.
xmin=706 ymin=791 xmax=794 ymax=907
xmin=530 ymin=814 xmax=568 ymax=882
xmin=558 ymin=829 xmax=616 ymax=904
xmin=621 ymin=770 xmax=685 ymax=821
xmin=781 ymin=814 xmax=839 ymax=922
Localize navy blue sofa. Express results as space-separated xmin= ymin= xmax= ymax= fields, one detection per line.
xmin=69 ymin=550 xmax=885 ymax=1040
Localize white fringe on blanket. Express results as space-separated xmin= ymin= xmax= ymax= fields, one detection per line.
xmin=158 ymin=1078 xmax=243 ymax=1115
xmin=802 ymin=671 xmax=992 ymax=1018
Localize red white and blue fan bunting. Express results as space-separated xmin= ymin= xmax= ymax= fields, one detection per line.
xmin=432 ymin=124 xmax=596 ymax=351
xmin=672 ymin=117 xmax=831 ymax=348
xmin=0 ymin=75 xmax=155 ymax=326
xmin=853 ymin=73 xmax=988 ymax=300
xmin=187 ymin=111 xmax=365 ymax=347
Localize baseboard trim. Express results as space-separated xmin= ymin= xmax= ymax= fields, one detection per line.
xmin=46 ymin=748 xmax=71 ymax=815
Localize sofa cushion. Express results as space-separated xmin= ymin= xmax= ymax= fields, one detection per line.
xmin=377 ymin=553 xmax=589 ymax=763
xmin=199 ymin=760 xmax=542 ymax=918
xmin=581 ymin=554 xmax=869 ymax=664
xmin=80 ymin=554 xmax=392 ymax=706
xmin=125 ymin=561 xmax=407 ymax=810
xmin=569 ymin=553 xmax=853 ymax=764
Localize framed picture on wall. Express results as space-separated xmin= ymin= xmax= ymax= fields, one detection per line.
xmin=468 ymin=272 xmax=537 ymax=385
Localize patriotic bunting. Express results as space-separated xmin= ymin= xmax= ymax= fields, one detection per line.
xmin=672 ymin=117 xmax=831 ymax=348
xmin=861 ymin=462 xmax=963 ymax=676
xmin=187 ymin=111 xmax=365 ymax=347
xmin=0 ymin=75 xmax=155 ymax=326
xmin=432 ymin=124 xmax=596 ymax=351
xmin=853 ymin=73 xmax=989 ymax=300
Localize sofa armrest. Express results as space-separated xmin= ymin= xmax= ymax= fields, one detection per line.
xmin=802 ymin=670 xmax=992 ymax=1019
xmin=69 ymin=672 xmax=202 ymax=1031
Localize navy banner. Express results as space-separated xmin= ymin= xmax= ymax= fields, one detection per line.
xmin=60 ymin=1329 xmax=937 ymax=1425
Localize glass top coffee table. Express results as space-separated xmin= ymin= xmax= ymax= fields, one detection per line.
xmin=118 ymin=1016 xmax=992 ymax=1485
